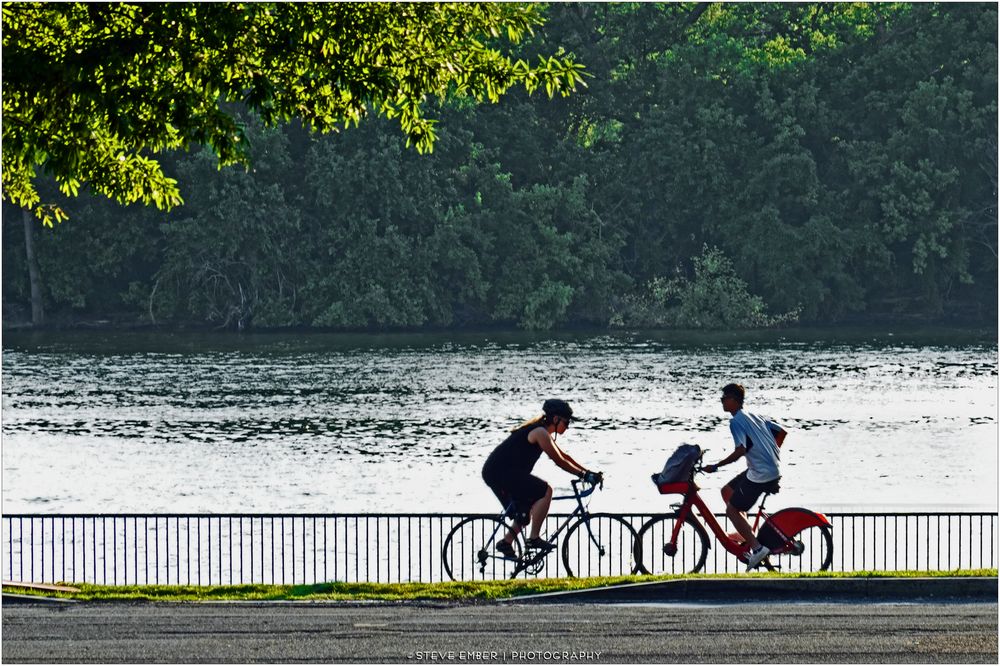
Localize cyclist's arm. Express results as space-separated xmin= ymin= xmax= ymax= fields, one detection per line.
xmin=712 ymin=445 xmax=746 ymax=470
xmin=561 ymin=449 xmax=600 ymax=483
xmin=531 ymin=428 xmax=587 ymax=477
xmin=767 ymin=420 xmax=786 ymax=447
xmin=560 ymin=449 xmax=586 ymax=469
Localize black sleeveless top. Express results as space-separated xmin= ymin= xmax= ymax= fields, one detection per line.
xmin=482 ymin=424 xmax=543 ymax=481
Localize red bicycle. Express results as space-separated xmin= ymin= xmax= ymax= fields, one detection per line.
xmin=634 ymin=450 xmax=833 ymax=574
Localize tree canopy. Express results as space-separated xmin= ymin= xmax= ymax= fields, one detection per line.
xmin=1 ymin=2 xmax=585 ymax=224
xmin=3 ymin=2 xmax=996 ymax=330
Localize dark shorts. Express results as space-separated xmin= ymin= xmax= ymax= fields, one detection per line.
xmin=483 ymin=471 xmax=549 ymax=526
xmin=725 ymin=471 xmax=780 ymax=512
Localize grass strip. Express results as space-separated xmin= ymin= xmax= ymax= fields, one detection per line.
xmin=2 ymin=569 xmax=995 ymax=602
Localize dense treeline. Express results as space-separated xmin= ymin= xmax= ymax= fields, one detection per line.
xmin=3 ymin=3 xmax=996 ymax=330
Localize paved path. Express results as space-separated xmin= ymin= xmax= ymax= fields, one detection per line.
xmin=3 ymin=600 xmax=996 ymax=663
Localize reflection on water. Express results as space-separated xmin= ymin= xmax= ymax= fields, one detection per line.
xmin=2 ymin=329 xmax=997 ymax=513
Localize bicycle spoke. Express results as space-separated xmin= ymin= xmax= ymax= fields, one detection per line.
xmin=635 ymin=513 xmax=709 ymax=575
xmin=442 ymin=517 xmax=523 ymax=581
xmin=770 ymin=524 xmax=833 ymax=573
xmin=562 ymin=514 xmax=637 ymax=578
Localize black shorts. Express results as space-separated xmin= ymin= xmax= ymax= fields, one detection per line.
xmin=725 ymin=471 xmax=780 ymax=512
xmin=483 ymin=471 xmax=549 ymax=526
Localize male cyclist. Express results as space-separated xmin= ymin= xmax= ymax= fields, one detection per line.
xmin=482 ymin=398 xmax=603 ymax=557
xmin=703 ymin=383 xmax=786 ymax=570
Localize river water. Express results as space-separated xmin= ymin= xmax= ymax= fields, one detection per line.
xmin=2 ymin=328 xmax=996 ymax=515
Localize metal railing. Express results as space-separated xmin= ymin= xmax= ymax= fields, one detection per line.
xmin=2 ymin=512 xmax=996 ymax=586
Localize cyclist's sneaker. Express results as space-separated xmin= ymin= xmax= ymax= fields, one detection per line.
xmin=746 ymin=545 xmax=770 ymax=571
xmin=495 ymin=540 xmax=517 ymax=559
xmin=525 ymin=537 xmax=554 ymax=552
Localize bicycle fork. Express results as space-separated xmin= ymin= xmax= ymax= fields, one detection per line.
xmin=663 ymin=502 xmax=694 ymax=557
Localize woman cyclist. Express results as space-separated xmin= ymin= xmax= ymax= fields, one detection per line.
xmin=482 ymin=398 xmax=603 ymax=557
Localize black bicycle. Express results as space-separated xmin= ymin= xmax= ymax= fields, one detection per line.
xmin=442 ymin=479 xmax=638 ymax=580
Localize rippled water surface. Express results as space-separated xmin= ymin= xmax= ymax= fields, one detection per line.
xmin=2 ymin=329 xmax=996 ymax=514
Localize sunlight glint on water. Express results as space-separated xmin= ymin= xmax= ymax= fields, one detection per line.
xmin=2 ymin=332 xmax=996 ymax=514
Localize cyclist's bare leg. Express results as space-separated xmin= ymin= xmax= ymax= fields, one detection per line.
xmin=502 ymin=523 xmax=523 ymax=545
xmin=726 ymin=502 xmax=761 ymax=551
xmin=527 ymin=485 xmax=553 ymax=540
xmin=720 ymin=486 xmax=745 ymax=543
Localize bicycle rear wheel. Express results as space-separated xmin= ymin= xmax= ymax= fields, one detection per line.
xmin=441 ymin=517 xmax=524 ymax=581
xmin=634 ymin=513 xmax=710 ymax=575
xmin=561 ymin=514 xmax=638 ymax=578
xmin=770 ymin=524 xmax=834 ymax=573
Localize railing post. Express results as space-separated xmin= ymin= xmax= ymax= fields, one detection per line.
xmin=2 ymin=511 xmax=995 ymax=586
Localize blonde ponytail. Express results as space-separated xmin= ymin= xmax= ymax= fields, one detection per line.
xmin=512 ymin=413 xmax=547 ymax=432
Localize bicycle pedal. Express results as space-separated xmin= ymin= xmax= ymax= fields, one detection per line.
xmin=760 ymin=557 xmax=780 ymax=572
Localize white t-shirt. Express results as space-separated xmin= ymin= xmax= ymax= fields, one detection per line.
xmin=729 ymin=409 xmax=782 ymax=483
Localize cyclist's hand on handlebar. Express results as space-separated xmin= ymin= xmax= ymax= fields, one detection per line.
xmin=703 ymin=463 xmax=718 ymax=474
xmin=582 ymin=470 xmax=603 ymax=485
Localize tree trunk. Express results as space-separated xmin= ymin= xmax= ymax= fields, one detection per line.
xmin=21 ymin=207 xmax=44 ymax=326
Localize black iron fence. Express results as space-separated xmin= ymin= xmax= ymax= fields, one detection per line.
xmin=2 ymin=512 xmax=996 ymax=586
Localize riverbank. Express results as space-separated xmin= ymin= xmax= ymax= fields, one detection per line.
xmin=3 ymin=322 xmax=996 ymax=353
xmin=2 ymin=569 xmax=995 ymax=603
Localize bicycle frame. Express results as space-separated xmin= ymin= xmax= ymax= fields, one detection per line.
xmin=660 ymin=480 xmax=830 ymax=562
xmin=667 ymin=484 xmax=757 ymax=561
xmin=481 ymin=480 xmax=601 ymax=565
xmin=640 ymin=451 xmax=835 ymax=575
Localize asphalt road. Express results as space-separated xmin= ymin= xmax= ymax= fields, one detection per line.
xmin=2 ymin=600 xmax=996 ymax=663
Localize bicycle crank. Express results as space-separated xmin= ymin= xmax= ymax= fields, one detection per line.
xmin=519 ymin=550 xmax=547 ymax=575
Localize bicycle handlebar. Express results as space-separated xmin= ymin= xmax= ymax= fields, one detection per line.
xmin=688 ymin=449 xmax=715 ymax=477
xmin=553 ymin=478 xmax=600 ymax=501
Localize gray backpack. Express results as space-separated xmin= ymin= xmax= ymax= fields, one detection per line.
xmin=655 ymin=443 xmax=702 ymax=484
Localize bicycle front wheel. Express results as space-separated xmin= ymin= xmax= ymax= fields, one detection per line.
xmin=634 ymin=513 xmax=710 ymax=575
xmin=442 ymin=517 xmax=524 ymax=581
xmin=561 ymin=514 xmax=639 ymax=578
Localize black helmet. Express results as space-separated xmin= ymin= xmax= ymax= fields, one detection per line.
xmin=542 ymin=398 xmax=573 ymax=421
